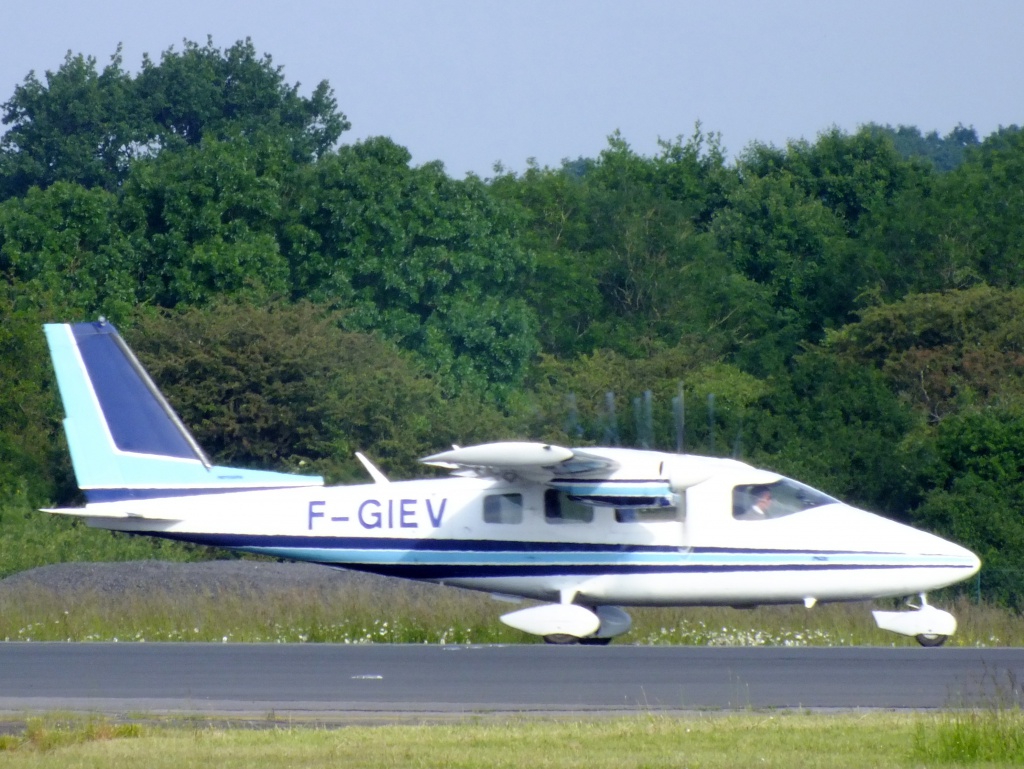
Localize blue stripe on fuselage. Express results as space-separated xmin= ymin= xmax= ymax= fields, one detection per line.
xmin=146 ymin=532 xmax=977 ymax=580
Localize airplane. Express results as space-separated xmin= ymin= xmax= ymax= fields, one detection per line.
xmin=42 ymin=318 xmax=981 ymax=646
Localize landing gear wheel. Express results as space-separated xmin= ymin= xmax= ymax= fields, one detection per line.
xmin=915 ymin=633 xmax=948 ymax=647
xmin=579 ymin=637 xmax=613 ymax=646
xmin=542 ymin=633 xmax=580 ymax=645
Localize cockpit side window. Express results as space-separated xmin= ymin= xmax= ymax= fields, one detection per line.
xmin=733 ymin=480 xmax=838 ymax=520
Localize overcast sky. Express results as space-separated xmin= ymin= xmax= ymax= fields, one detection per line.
xmin=2 ymin=1 xmax=1022 ymax=177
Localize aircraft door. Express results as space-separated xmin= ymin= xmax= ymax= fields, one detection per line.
xmin=612 ymin=492 xmax=690 ymax=552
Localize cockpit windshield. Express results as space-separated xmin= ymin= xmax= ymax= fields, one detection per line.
xmin=733 ymin=479 xmax=839 ymax=520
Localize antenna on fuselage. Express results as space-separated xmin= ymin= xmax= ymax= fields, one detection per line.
xmin=355 ymin=452 xmax=389 ymax=484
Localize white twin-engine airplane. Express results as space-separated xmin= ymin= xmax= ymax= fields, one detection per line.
xmin=44 ymin=319 xmax=981 ymax=646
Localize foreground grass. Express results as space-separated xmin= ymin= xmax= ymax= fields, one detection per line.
xmin=1 ymin=712 xmax=1024 ymax=768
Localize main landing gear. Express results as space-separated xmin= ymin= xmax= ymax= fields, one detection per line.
xmin=871 ymin=593 xmax=957 ymax=647
xmin=501 ymin=604 xmax=632 ymax=645
xmin=543 ymin=634 xmax=613 ymax=645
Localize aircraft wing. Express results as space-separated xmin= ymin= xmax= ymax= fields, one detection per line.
xmin=419 ymin=438 xmax=610 ymax=475
xmin=421 ymin=442 xmax=710 ymax=508
xmin=421 ymin=442 xmax=618 ymax=481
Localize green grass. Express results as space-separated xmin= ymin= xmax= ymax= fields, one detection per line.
xmin=914 ymin=708 xmax=1024 ymax=764
xmin=1 ymin=578 xmax=1021 ymax=646
xmin=2 ymin=712 xmax=1024 ymax=768
xmin=912 ymin=669 xmax=1024 ymax=763
xmin=0 ymin=717 xmax=142 ymax=753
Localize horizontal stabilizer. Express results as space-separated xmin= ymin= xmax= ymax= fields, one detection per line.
xmin=40 ymin=507 xmax=182 ymax=521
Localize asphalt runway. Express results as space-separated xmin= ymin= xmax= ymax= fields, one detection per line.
xmin=1 ymin=644 xmax=1021 ymax=717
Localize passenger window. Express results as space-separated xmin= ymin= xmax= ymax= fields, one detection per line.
xmin=483 ymin=493 xmax=523 ymax=524
xmin=544 ymin=489 xmax=594 ymax=524
xmin=615 ymin=506 xmax=679 ymax=523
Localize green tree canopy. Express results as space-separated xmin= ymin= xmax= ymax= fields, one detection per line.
xmin=739 ymin=128 xmax=928 ymax=236
xmin=866 ymin=123 xmax=981 ymax=172
xmin=826 ymin=286 xmax=1024 ymax=422
xmin=0 ymin=38 xmax=347 ymax=198
xmin=491 ymin=129 xmax=745 ymax=360
xmin=0 ymin=48 xmax=142 ymax=197
xmin=135 ymin=38 xmax=347 ymax=160
xmin=0 ymin=298 xmax=69 ymax=504
xmin=284 ymin=136 xmax=538 ymax=393
xmin=123 ymin=135 xmax=291 ymax=307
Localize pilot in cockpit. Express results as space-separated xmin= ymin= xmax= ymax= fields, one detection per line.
xmin=736 ymin=486 xmax=772 ymax=520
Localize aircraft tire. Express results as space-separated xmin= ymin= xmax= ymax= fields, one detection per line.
xmin=915 ymin=633 xmax=948 ymax=647
xmin=579 ymin=637 xmax=613 ymax=646
xmin=542 ymin=634 xmax=581 ymax=645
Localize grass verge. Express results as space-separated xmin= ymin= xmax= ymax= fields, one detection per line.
xmin=0 ymin=576 xmax=1020 ymax=646
xmin=2 ymin=711 xmax=1024 ymax=768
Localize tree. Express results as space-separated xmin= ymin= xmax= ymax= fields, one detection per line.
xmin=490 ymin=129 xmax=744 ymax=360
xmin=711 ymin=169 xmax=856 ymax=371
xmin=488 ymin=158 xmax=606 ymax=357
xmin=0 ymin=48 xmax=143 ymax=197
xmin=865 ymin=123 xmax=981 ymax=172
xmin=826 ymin=286 xmax=1024 ymax=423
xmin=934 ymin=129 xmax=1024 ymax=288
xmin=284 ymin=137 xmax=537 ymax=394
xmin=0 ymin=182 xmax=139 ymax=318
xmin=0 ymin=297 xmax=70 ymax=505
xmin=857 ymin=126 xmax=1024 ymax=296
xmin=743 ymin=350 xmax=922 ymax=517
xmin=123 ymin=136 xmax=291 ymax=308
xmin=135 ymin=38 xmax=347 ymax=161
xmin=740 ymin=128 xmax=929 ymax=236
xmin=708 ymin=127 xmax=937 ymax=372
xmin=0 ymin=39 xmax=348 ymax=198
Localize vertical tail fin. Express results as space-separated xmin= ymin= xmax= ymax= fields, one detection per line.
xmin=45 ymin=319 xmax=323 ymax=501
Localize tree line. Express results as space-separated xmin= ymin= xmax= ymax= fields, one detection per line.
xmin=2 ymin=39 xmax=1023 ymax=604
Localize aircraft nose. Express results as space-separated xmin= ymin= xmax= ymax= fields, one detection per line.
xmin=870 ymin=511 xmax=982 ymax=576
xmin=930 ymin=531 xmax=981 ymax=575
xmin=958 ymin=543 xmax=982 ymax=577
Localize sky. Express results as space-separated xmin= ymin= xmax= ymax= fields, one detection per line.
xmin=2 ymin=1 xmax=1022 ymax=178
